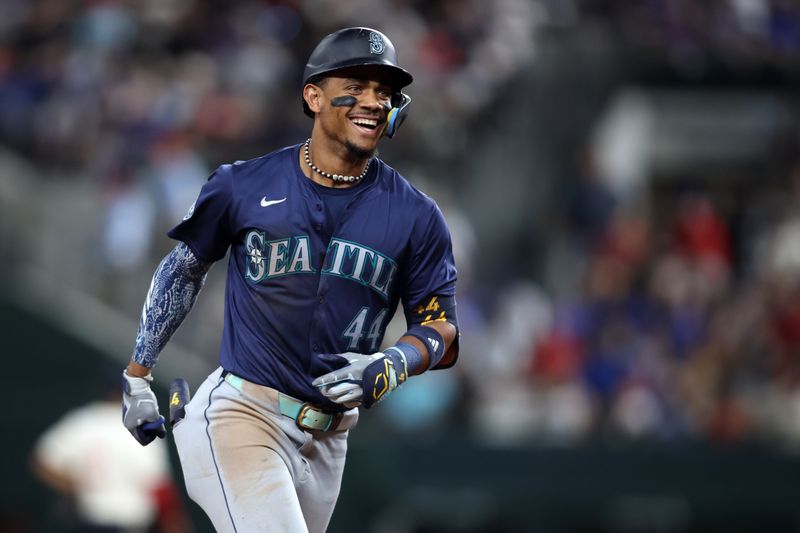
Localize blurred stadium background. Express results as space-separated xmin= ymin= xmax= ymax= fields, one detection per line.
xmin=2 ymin=0 xmax=800 ymax=531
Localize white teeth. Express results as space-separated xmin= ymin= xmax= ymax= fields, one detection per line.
xmin=351 ymin=118 xmax=378 ymax=127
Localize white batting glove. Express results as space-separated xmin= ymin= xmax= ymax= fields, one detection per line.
xmin=312 ymin=349 xmax=408 ymax=408
xmin=122 ymin=370 xmax=166 ymax=446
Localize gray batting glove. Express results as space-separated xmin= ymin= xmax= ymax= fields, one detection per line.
xmin=122 ymin=370 xmax=166 ymax=446
xmin=312 ymin=350 xmax=408 ymax=408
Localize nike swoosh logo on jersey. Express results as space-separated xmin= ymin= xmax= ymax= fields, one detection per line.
xmin=260 ymin=197 xmax=287 ymax=207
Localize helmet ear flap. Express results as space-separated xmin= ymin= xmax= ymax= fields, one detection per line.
xmin=384 ymin=93 xmax=411 ymax=139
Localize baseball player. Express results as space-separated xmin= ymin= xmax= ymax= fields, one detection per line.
xmin=121 ymin=27 xmax=459 ymax=533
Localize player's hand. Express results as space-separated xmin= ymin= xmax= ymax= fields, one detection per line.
xmin=122 ymin=370 xmax=166 ymax=446
xmin=312 ymin=349 xmax=408 ymax=408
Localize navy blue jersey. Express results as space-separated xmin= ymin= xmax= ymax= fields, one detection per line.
xmin=168 ymin=143 xmax=458 ymax=409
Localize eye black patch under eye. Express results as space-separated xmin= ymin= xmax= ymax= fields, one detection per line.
xmin=331 ymin=96 xmax=357 ymax=107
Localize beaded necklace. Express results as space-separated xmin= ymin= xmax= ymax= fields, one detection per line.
xmin=303 ymin=139 xmax=371 ymax=184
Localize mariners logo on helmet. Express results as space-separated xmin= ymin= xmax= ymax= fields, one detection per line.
xmin=368 ymin=31 xmax=385 ymax=55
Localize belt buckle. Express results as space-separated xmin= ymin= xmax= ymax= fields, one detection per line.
xmin=296 ymin=403 xmax=323 ymax=431
xmin=296 ymin=403 xmax=342 ymax=432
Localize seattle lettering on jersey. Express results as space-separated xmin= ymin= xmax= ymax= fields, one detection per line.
xmin=322 ymin=238 xmax=397 ymax=300
xmin=244 ymin=232 xmax=397 ymax=299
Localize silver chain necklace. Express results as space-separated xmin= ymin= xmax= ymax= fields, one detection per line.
xmin=303 ymin=139 xmax=370 ymax=183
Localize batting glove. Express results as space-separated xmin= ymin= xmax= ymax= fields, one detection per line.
xmin=312 ymin=348 xmax=408 ymax=408
xmin=122 ymin=370 xmax=166 ymax=446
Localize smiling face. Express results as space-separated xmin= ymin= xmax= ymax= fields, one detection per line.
xmin=304 ymin=66 xmax=397 ymax=160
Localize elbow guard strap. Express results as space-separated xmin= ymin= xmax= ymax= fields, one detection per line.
xmin=404 ymin=325 xmax=445 ymax=370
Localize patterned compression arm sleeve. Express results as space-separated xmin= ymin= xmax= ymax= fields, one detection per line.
xmin=132 ymin=242 xmax=212 ymax=368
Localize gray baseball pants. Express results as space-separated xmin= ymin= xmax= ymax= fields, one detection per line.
xmin=172 ymin=367 xmax=358 ymax=533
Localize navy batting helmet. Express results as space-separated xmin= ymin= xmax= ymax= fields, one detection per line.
xmin=302 ymin=27 xmax=413 ymax=138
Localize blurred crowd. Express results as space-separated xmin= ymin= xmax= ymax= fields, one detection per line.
xmin=3 ymin=0 xmax=800 ymax=452
xmin=451 ymin=159 xmax=800 ymax=450
xmin=589 ymin=0 xmax=800 ymax=75
xmin=452 ymin=0 xmax=800 ymax=447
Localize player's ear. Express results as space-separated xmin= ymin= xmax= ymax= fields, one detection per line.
xmin=303 ymin=83 xmax=323 ymax=115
